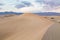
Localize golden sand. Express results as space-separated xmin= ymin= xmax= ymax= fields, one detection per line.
xmin=0 ymin=13 xmax=54 ymax=40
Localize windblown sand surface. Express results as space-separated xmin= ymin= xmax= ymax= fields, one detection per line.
xmin=43 ymin=16 xmax=60 ymax=23
xmin=42 ymin=23 xmax=60 ymax=40
xmin=42 ymin=16 xmax=60 ymax=40
xmin=0 ymin=13 xmax=54 ymax=40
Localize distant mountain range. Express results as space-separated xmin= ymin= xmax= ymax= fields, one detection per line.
xmin=33 ymin=12 xmax=60 ymax=16
xmin=0 ymin=12 xmax=60 ymax=16
xmin=0 ymin=12 xmax=23 ymax=15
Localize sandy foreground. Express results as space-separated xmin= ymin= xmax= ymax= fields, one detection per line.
xmin=0 ymin=13 xmax=54 ymax=40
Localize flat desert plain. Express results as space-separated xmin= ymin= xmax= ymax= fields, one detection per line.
xmin=0 ymin=13 xmax=56 ymax=40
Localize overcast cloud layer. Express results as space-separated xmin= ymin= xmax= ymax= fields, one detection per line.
xmin=0 ymin=0 xmax=60 ymax=12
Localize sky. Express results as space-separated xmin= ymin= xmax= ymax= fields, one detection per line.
xmin=0 ymin=0 xmax=60 ymax=13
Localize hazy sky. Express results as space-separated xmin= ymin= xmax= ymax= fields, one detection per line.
xmin=0 ymin=0 xmax=60 ymax=12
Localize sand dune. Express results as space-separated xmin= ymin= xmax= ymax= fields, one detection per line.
xmin=0 ymin=13 xmax=54 ymax=40
xmin=0 ymin=15 xmax=18 ymax=24
xmin=43 ymin=16 xmax=60 ymax=23
xmin=42 ymin=23 xmax=60 ymax=40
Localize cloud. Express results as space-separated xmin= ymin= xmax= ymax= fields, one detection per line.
xmin=35 ymin=0 xmax=60 ymax=9
xmin=0 ymin=3 xmax=4 ymax=6
xmin=15 ymin=4 xmax=25 ymax=9
xmin=14 ymin=5 xmax=45 ymax=13
xmin=15 ymin=1 xmax=33 ymax=9
xmin=0 ymin=3 xmax=4 ymax=10
xmin=36 ymin=0 xmax=60 ymax=6
xmin=0 ymin=8 xmax=2 ymax=10
xmin=15 ymin=0 xmax=60 ymax=11
xmin=0 ymin=0 xmax=60 ymax=12
xmin=21 ymin=1 xmax=33 ymax=7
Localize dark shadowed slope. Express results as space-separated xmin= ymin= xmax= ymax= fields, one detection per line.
xmin=42 ymin=23 xmax=60 ymax=40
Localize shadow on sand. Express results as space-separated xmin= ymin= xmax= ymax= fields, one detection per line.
xmin=42 ymin=23 xmax=60 ymax=40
